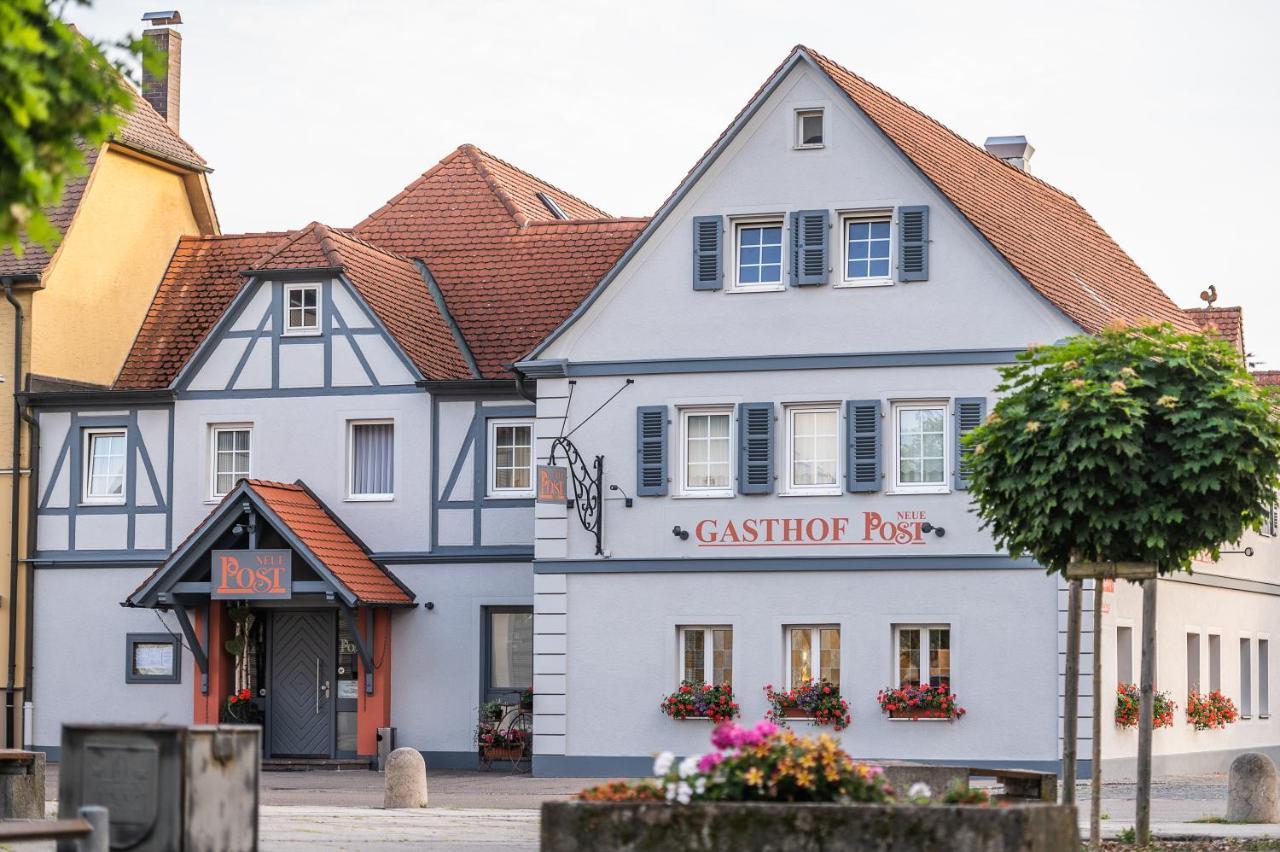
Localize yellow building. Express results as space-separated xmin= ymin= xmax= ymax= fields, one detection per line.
xmin=0 ymin=13 xmax=216 ymax=746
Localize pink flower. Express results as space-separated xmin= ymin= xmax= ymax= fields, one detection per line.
xmin=697 ymin=751 xmax=724 ymax=773
xmin=710 ymin=723 xmax=740 ymax=750
xmin=752 ymin=719 xmax=778 ymax=738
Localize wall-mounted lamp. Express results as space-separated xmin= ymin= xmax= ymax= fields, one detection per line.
xmin=423 ymin=601 xmax=435 ymax=610
xmin=672 ymin=526 xmax=689 ymax=541
xmin=1223 ymin=547 xmax=1255 ymax=557
xmin=921 ymin=523 xmax=946 ymax=538
xmin=609 ymin=484 xmax=633 ymax=508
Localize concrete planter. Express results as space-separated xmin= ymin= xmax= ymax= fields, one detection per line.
xmin=541 ymin=801 xmax=1079 ymax=852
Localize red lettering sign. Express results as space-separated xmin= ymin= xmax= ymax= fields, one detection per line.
xmin=693 ymin=513 xmax=929 ymax=547
xmin=537 ymin=466 xmax=568 ymax=505
xmin=211 ymin=550 xmax=293 ymax=599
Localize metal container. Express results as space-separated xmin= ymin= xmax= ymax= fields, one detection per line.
xmin=58 ymin=724 xmax=259 ymax=852
xmin=376 ymin=726 xmax=396 ymax=772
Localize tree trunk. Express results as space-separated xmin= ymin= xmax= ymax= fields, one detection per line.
xmin=1063 ymin=578 xmax=1083 ymax=805
xmin=1136 ymin=578 xmax=1157 ymax=845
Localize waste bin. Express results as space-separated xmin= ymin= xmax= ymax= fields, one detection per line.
xmin=377 ymin=726 xmax=396 ymax=771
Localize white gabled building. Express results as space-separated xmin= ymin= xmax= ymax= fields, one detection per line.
xmin=516 ymin=45 xmax=1280 ymax=778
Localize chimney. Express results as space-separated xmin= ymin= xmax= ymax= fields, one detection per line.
xmin=141 ymin=10 xmax=183 ymax=131
xmin=983 ymin=135 xmax=1034 ymax=171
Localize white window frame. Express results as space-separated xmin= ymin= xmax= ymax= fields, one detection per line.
xmin=794 ymin=108 xmax=825 ymax=149
xmin=283 ymin=283 xmax=321 ymax=336
xmin=729 ymin=217 xmax=786 ymax=293
xmin=82 ymin=428 xmax=127 ymax=505
xmin=487 ymin=418 xmax=535 ymax=499
xmin=784 ymin=624 xmax=841 ymax=688
xmin=782 ymin=404 xmax=841 ymax=496
xmin=677 ymin=406 xmax=735 ymax=498
xmin=890 ymin=400 xmax=950 ymax=495
xmin=837 ymin=210 xmax=894 ymax=288
xmin=677 ymin=625 xmax=733 ymax=686
xmin=347 ymin=419 xmax=394 ymax=501
xmin=209 ymin=424 xmax=252 ymax=500
xmin=894 ymin=624 xmax=952 ymax=688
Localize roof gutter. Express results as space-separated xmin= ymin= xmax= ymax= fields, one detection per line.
xmin=22 ymin=387 xmax=175 ymax=408
xmin=240 ymin=266 xmax=343 ymax=280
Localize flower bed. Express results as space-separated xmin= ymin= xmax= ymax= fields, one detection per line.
xmin=764 ymin=681 xmax=850 ymax=730
xmin=1114 ymin=682 xmax=1176 ymax=729
xmin=876 ymin=683 xmax=965 ymax=720
xmin=660 ymin=681 xmax=739 ymax=722
xmin=1187 ymin=690 xmax=1239 ymax=730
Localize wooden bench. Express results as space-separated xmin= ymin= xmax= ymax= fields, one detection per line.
xmin=0 ymin=817 xmax=92 ymax=841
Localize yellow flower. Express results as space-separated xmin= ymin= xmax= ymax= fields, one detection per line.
xmin=974 ymin=443 xmax=985 ymax=455
xmin=1025 ymin=420 xmax=1040 ymax=433
xmin=795 ymin=770 xmax=815 ymax=789
xmin=1110 ymin=380 xmax=1127 ymax=394
xmin=1156 ymin=394 xmax=1178 ymax=408
xmin=1057 ymin=398 xmax=1070 ymax=411
xmin=744 ymin=766 xmax=764 ymax=787
xmin=1120 ymin=367 xmax=1137 ymax=378
xmin=985 ymin=412 xmax=1002 ymax=425
xmin=799 ymin=752 xmax=817 ymax=769
xmin=1069 ymin=379 xmax=1086 ymax=389
xmin=1062 ymin=360 xmax=1079 ymax=370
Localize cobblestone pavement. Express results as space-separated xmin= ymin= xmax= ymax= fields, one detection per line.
xmin=259 ymin=806 xmax=539 ymax=851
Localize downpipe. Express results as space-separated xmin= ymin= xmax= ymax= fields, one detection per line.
xmin=3 ymin=281 xmax=22 ymax=748
xmin=19 ymin=402 xmax=37 ymax=747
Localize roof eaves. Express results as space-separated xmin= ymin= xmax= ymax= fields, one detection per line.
xmin=106 ymin=138 xmax=211 ymax=174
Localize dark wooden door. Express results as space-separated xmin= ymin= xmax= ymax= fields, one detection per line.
xmin=269 ymin=611 xmax=334 ymax=757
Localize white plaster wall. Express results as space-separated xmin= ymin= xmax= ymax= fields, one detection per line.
xmin=31 ymin=568 xmax=194 ymax=749
xmin=541 ymin=63 xmax=1080 ymax=364
xmin=388 ymin=562 xmax=533 ymax=754
xmin=558 ymin=569 xmax=1060 ymax=762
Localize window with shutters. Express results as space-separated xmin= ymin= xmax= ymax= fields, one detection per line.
xmin=895 ymin=624 xmax=951 ymax=689
xmin=784 ymin=405 xmax=840 ymax=495
xmin=209 ymin=424 xmax=251 ymax=499
xmin=839 ymin=212 xmax=892 ymax=286
xmin=488 ymin=418 xmax=534 ymax=498
xmin=348 ymin=419 xmax=394 ymax=500
xmin=679 ymin=626 xmax=733 ymax=686
xmin=679 ymin=408 xmax=734 ymax=497
xmin=891 ymin=401 xmax=948 ymax=494
xmin=731 ymin=219 xmax=785 ymax=291
xmin=283 ymin=283 xmax=321 ymax=335
xmin=795 ymin=109 xmax=824 ymax=148
xmin=786 ymin=625 xmax=840 ymax=688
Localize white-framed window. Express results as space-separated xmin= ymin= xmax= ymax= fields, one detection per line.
xmin=679 ymin=625 xmax=732 ymax=686
xmin=283 ymin=283 xmax=321 ymax=335
xmin=1116 ymin=625 xmax=1134 ymax=684
xmin=679 ymin=407 xmax=734 ymax=497
xmin=1187 ymin=632 xmax=1201 ymax=694
xmin=348 ymin=420 xmax=394 ymax=500
xmin=1260 ymin=638 xmax=1270 ymax=718
xmin=210 ymin=425 xmax=251 ymax=498
xmin=488 ymin=418 xmax=534 ymax=498
xmin=1241 ymin=637 xmax=1253 ymax=719
xmin=892 ymin=401 xmax=948 ymax=493
xmin=732 ymin=219 xmax=784 ymax=290
xmin=784 ymin=405 xmax=840 ymax=495
xmin=795 ymin=108 xmax=824 ymax=148
xmin=839 ymin=212 xmax=893 ymax=286
xmin=82 ymin=428 xmax=127 ymax=504
xmin=785 ymin=625 xmax=840 ymax=688
xmin=895 ymin=624 xmax=951 ymax=688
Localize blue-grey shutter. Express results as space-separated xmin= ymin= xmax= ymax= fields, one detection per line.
xmin=898 ymin=205 xmax=929 ymax=282
xmin=846 ymin=400 xmax=881 ymax=493
xmin=789 ymin=210 xmax=829 ymax=286
xmin=692 ymin=216 xmax=723 ymax=291
xmin=737 ymin=402 xmax=774 ymax=494
xmin=636 ymin=406 xmax=668 ymax=496
xmin=953 ymin=397 xmax=986 ymax=491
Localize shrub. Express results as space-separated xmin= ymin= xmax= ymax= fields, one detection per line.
xmin=1186 ymin=691 xmax=1239 ymax=730
xmin=1114 ymin=683 xmax=1175 ymax=729
xmin=764 ymin=681 xmax=851 ymax=730
xmin=876 ymin=683 xmax=966 ymax=720
xmin=578 ymin=780 xmax=665 ymax=802
xmin=942 ymin=782 xmax=990 ymax=805
xmin=660 ymin=681 xmax=740 ymax=723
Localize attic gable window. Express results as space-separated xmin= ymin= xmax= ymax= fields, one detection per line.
xmin=795 ymin=109 xmax=824 ymax=148
xmin=536 ymin=191 xmax=569 ymax=220
xmin=283 ymin=283 xmax=321 ymax=335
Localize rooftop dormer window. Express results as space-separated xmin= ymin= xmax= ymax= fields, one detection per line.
xmin=795 ymin=109 xmax=824 ymax=148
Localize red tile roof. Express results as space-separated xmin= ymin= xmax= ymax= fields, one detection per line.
xmin=802 ymin=48 xmax=1197 ymax=335
xmin=114 ymin=232 xmax=290 ymax=389
xmin=353 ymin=145 xmax=647 ymax=377
xmin=1184 ymin=306 xmax=1244 ymax=354
xmin=0 ymin=87 xmax=206 ymax=279
xmin=249 ymin=480 xmax=413 ymax=605
xmin=1253 ymin=371 xmax=1280 ymax=388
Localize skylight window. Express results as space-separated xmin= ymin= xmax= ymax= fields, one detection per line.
xmin=536 ymin=191 xmax=569 ymax=220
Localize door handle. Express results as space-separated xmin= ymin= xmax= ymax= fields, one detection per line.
xmin=315 ymin=658 xmax=320 ymax=714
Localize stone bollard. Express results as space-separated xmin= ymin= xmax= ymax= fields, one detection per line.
xmin=384 ymin=747 xmax=429 ymax=809
xmin=1228 ymin=752 xmax=1280 ymax=823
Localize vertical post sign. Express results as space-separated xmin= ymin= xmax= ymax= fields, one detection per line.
xmin=537 ymin=465 xmax=568 ymax=505
xmin=211 ymin=550 xmax=292 ymax=599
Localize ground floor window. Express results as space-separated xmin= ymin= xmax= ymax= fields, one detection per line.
xmin=1187 ymin=632 xmax=1201 ymax=693
xmin=785 ymin=625 xmax=840 ymax=688
xmin=125 ymin=633 xmax=180 ymax=683
xmin=1261 ymin=639 xmax=1271 ymax=718
xmin=679 ymin=626 xmax=732 ymax=686
xmin=1241 ymin=638 xmax=1253 ymax=719
xmin=895 ymin=624 xmax=950 ymax=688
xmin=1116 ymin=625 xmax=1134 ymax=684
xmin=485 ymin=607 xmax=533 ymax=702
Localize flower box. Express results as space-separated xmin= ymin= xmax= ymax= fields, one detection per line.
xmin=780 ymin=707 xmax=811 ymax=720
xmin=660 ymin=681 xmax=739 ymax=723
xmin=888 ymin=708 xmax=952 ymax=720
xmin=764 ymin=681 xmax=850 ymax=730
xmin=482 ymin=745 xmax=525 ymax=762
xmin=877 ymin=683 xmax=966 ymax=721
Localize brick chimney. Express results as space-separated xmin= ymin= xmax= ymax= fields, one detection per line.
xmin=141 ymin=10 xmax=183 ymax=131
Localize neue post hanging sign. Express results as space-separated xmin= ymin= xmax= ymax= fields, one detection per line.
xmin=211 ymin=549 xmax=292 ymax=599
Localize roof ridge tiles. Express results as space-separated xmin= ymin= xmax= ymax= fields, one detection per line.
xmin=460 ymin=144 xmax=531 ymax=227
xmin=460 ymin=143 xmax=612 ymax=221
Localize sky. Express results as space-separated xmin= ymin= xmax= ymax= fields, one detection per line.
xmin=73 ymin=1 xmax=1280 ymax=366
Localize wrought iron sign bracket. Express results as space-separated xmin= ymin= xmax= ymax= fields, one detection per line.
xmin=549 ymin=436 xmax=605 ymax=556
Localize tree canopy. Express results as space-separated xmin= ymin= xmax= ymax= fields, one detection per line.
xmin=964 ymin=325 xmax=1280 ymax=575
xmin=0 ymin=0 xmax=154 ymax=255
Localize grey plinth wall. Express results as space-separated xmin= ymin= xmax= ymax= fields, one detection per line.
xmin=541 ymin=801 xmax=1080 ymax=852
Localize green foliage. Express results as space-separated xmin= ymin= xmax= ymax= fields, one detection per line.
xmin=964 ymin=325 xmax=1280 ymax=575
xmin=0 ymin=0 xmax=160 ymax=254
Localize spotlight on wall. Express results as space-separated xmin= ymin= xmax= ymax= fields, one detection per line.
xmin=423 ymin=601 xmax=435 ymax=610
xmin=609 ymin=484 xmax=633 ymax=508
xmin=921 ymin=523 xmax=946 ymax=538
xmin=672 ymin=526 xmax=689 ymax=541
